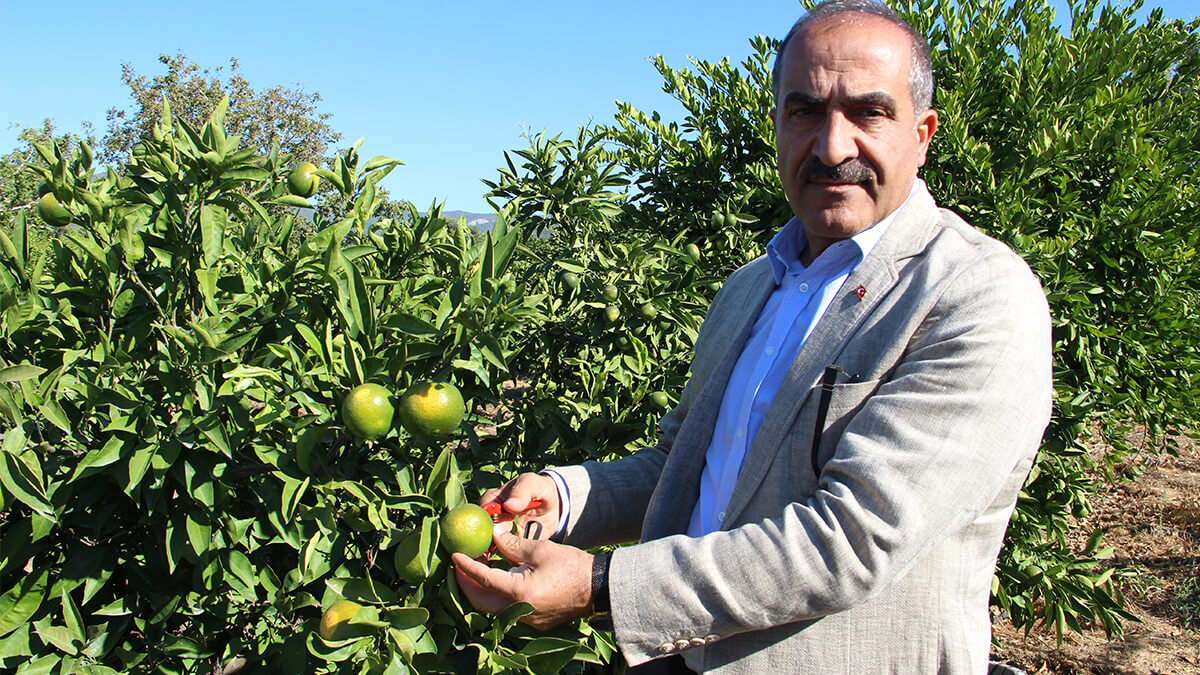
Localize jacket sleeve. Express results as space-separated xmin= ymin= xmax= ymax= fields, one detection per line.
xmin=605 ymin=248 xmax=1052 ymax=665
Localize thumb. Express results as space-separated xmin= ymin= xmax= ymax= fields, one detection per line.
xmin=491 ymin=527 xmax=539 ymax=565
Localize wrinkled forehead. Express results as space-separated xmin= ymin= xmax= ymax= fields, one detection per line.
xmin=777 ymin=14 xmax=914 ymax=94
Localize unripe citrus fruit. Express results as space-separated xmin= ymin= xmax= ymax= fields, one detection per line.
xmin=639 ymin=303 xmax=658 ymax=320
xmin=604 ymin=304 xmax=621 ymax=323
xmin=342 ymin=383 xmax=395 ymax=440
xmin=440 ymin=504 xmax=492 ymax=558
xmin=319 ymin=599 xmax=362 ymax=641
xmin=287 ymin=161 xmax=320 ymax=197
xmin=601 ymin=284 xmax=619 ymax=302
xmin=393 ymin=530 xmax=433 ymax=583
xmin=38 ymin=193 xmax=72 ymax=226
xmin=650 ymin=391 xmax=671 ymax=408
xmin=398 ymin=381 xmax=465 ymax=441
xmin=684 ymin=243 xmax=701 ymax=262
xmin=561 ymin=272 xmax=580 ymax=289
xmin=723 ymin=212 xmax=738 ymax=228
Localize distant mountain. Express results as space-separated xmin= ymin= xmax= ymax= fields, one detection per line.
xmin=441 ymin=210 xmax=498 ymax=233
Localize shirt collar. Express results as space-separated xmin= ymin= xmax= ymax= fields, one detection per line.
xmin=765 ymin=182 xmax=918 ymax=285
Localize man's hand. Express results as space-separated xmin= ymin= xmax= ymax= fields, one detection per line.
xmin=453 ymin=529 xmax=594 ymax=630
xmin=481 ymin=472 xmax=560 ymax=541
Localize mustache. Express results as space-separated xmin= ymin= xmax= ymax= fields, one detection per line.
xmin=800 ymin=157 xmax=876 ymax=183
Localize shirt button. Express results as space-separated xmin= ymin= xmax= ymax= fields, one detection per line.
xmin=798 ymin=282 xmax=809 ymax=292
xmin=735 ymin=428 xmax=744 ymax=439
xmin=764 ymin=346 xmax=775 ymax=356
xmin=718 ymin=511 xmax=726 ymax=521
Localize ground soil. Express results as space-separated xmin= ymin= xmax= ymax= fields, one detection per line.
xmin=990 ymin=435 xmax=1200 ymax=674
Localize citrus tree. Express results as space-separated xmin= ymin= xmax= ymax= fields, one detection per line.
xmin=0 ymin=100 xmax=612 ymax=673
xmin=484 ymin=131 xmax=720 ymax=465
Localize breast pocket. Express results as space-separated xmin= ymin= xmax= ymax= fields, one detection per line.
xmin=792 ymin=378 xmax=883 ymax=485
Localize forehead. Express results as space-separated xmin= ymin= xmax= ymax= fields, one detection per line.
xmin=778 ymin=15 xmax=913 ymax=97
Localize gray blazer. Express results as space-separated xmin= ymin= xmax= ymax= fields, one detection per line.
xmin=552 ymin=182 xmax=1052 ymax=674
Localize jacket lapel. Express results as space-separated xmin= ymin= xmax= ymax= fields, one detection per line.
xmin=721 ymin=182 xmax=940 ymax=526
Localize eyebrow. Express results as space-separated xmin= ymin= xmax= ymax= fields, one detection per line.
xmin=781 ymin=90 xmax=898 ymax=111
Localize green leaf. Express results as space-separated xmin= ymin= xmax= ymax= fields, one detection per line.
xmin=71 ymin=436 xmax=125 ymax=480
xmin=0 ymin=364 xmax=45 ymax=383
xmin=476 ymin=334 xmax=508 ymax=371
xmin=306 ymin=630 xmax=371 ymax=662
xmin=280 ymin=475 xmax=310 ymax=521
xmin=0 ymin=451 xmax=55 ymax=522
xmin=199 ymin=204 xmax=227 ymax=267
xmin=60 ymin=589 xmax=85 ymax=643
xmin=36 ymin=624 xmax=82 ymax=656
xmin=161 ymin=635 xmax=214 ymax=659
xmin=363 ymin=156 xmax=403 ymax=172
xmin=425 ymin=447 xmax=454 ymax=503
xmin=111 ymin=288 xmax=136 ymax=320
xmin=272 ymin=195 xmax=314 ymax=209
xmin=484 ymin=602 xmax=534 ymax=648
xmin=124 ymin=444 xmax=156 ymax=494
xmin=185 ymin=511 xmax=212 ymax=558
xmin=0 ymin=568 xmax=49 ymax=637
xmin=38 ymin=399 xmax=71 ymax=433
xmin=383 ymin=607 xmax=430 ymax=629
xmin=387 ymin=314 xmax=438 ymax=337
xmin=226 ymin=550 xmax=257 ymax=599
xmin=325 ymin=577 xmax=398 ymax=605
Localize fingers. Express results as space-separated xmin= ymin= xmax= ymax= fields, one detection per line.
xmin=481 ymin=473 xmax=561 ymax=539
xmin=498 ymin=473 xmax=557 ymax=512
xmin=452 ymin=536 xmax=594 ymax=630
xmin=453 ymin=554 xmax=516 ymax=615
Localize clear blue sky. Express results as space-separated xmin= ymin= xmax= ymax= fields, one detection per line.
xmin=1 ymin=1 xmax=1195 ymax=213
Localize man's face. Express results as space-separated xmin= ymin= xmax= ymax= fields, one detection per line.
xmin=772 ymin=15 xmax=938 ymax=256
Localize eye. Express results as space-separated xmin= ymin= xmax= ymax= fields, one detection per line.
xmin=857 ymin=106 xmax=893 ymax=119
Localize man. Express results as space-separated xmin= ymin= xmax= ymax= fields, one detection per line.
xmin=453 ymin=1 xmax=1052 ymax=672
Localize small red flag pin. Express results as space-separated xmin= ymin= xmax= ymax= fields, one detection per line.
xmin=854 ymin=285 xmax=867 ymax=299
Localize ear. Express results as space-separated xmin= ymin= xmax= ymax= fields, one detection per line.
xmin=770 ymin=108 xmax=777 ymax=132
xmin=915 ymin=108 xmax=938 ymax=167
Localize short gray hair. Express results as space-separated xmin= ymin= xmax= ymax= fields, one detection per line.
xmin=771 ymin=0 xmax=934 ymax=113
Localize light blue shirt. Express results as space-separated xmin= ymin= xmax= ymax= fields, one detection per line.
xmin=685 ymin=198 xmax=907 ymax=537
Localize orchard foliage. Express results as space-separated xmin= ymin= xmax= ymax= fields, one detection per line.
xmin=0 ymin=100 xmax=610 ymax=672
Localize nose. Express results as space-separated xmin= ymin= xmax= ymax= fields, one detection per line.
xmin=812 ymin=112 xmax=857 ymax=167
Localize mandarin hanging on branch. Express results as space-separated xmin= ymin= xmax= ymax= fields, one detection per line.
xmin=342 ymin=383 xmax=395 ymax=440
xmin=440 ymin=504 xmax=493 ymax=558
xmin=398 ymin=381 xmax=465 ymax=441
xmin=287 ymin=161 xmax=320 ymax=197
xmin=318 ymin=599 xmax=363 ymax=641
